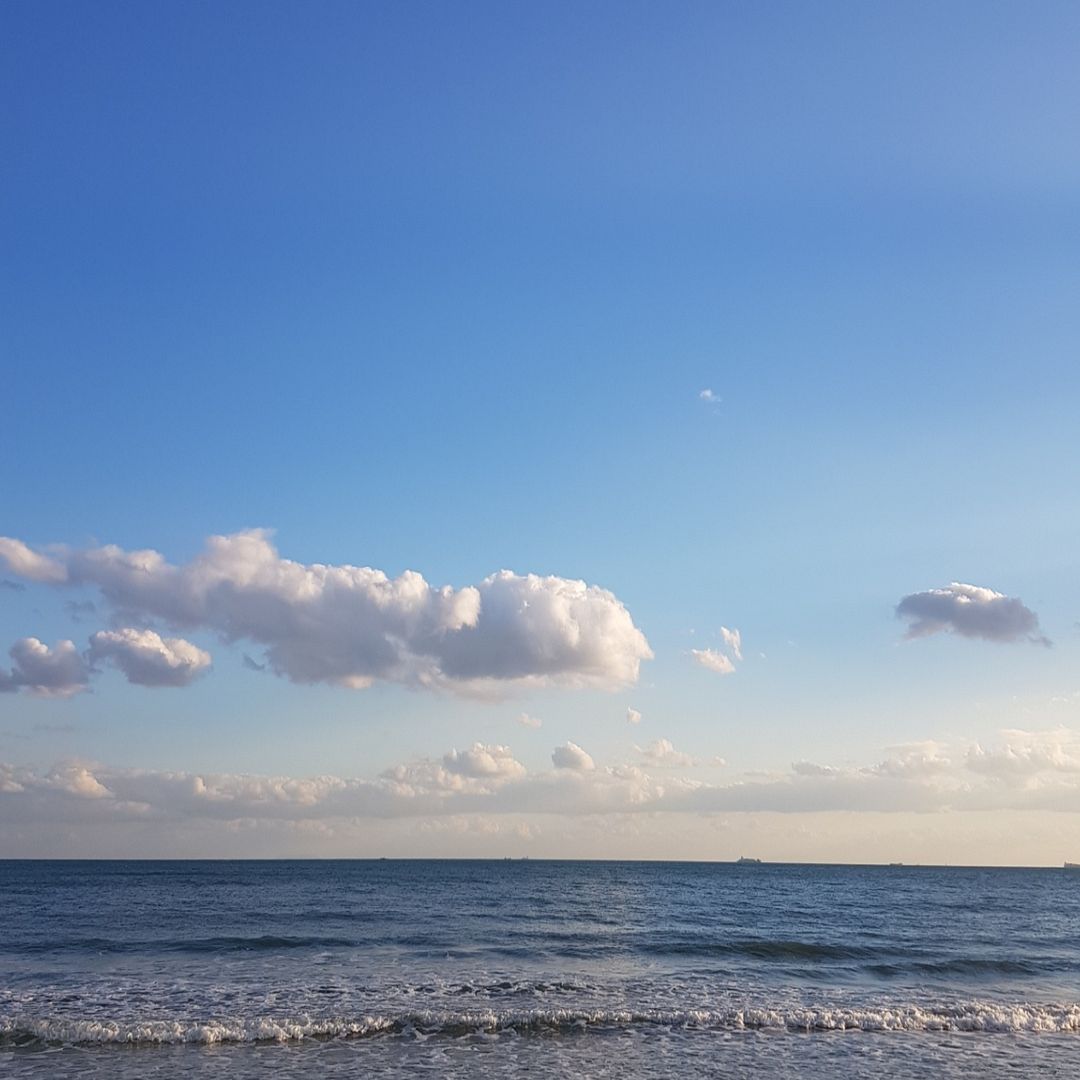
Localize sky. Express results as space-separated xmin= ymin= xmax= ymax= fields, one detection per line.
xmin=2 ymin=1 xmax=1079 ymax=863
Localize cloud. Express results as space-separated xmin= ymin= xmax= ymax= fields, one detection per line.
xmin=0 ymin=531 xmax=653 ymax=695
xmin=691 ymin=648 xmax=736 ymax=675
xmin=637 ymin=737 xmax=695 ymax=768
xmin=88 ymin=628 xmax=211 ymax=688
xmin=896 ymin=583 xmax=1050 ymax=646
xmin=552 ymin=741 xmax=596 ymax=771
xmin=966 ymin=728 xmax=1080 ymax=781
xmin=443 ymin=743 xmax=526 ymax=780
xmin=517 ymin=712 xmax=543 ymax=729
xmin=626 ymin=706 xmax=642 ymax=725
xmin=699 ymin=388 xmax=720 ymax=403
xmin=720 ymin=626 xmax=742 ymax=661
xmin=0 ymin=539 xmax=66 ymax=583
xmin=6 ymin=728 xmax=1080 ymax=840
xmin=381 ymin=743 xmax=527 ymax=797
xmin=870 ymin=741 xmax=952 ymax=779
xmin=0 ymin=579 xmax=26 ymax=592
xmin=0 ymin=638 xmax=90 ymax=698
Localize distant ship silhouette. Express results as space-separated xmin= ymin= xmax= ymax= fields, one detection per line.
xmin=736 ymin=856 xmax=763 ymax=865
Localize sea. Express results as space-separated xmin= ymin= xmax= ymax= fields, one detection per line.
xmin=1 ymin=860 xmax=1078 ymax=1078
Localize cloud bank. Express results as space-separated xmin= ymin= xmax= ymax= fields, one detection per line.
xmin=896 ymin=583 xmax=1049 ymax=646
xmin=4 ymin=730 xmax=1080 ymax=837
xmin=0 ymin=531 xmax=652 ymax=695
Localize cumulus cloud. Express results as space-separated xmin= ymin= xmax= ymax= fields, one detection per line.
xmin=626 ymin=706 xmax=642 ymax=725
xmin=381 ymin=743 xmax=526 ymax=797
xmin=896 ymin=583 xmax=1050 ymax=646
xmin=552 ymin=741 xmax=596 ymax=771
xmin=637 ymin=737 xmax=695 ymax=768
xmin=517 ymin=712 xmax=543 ymax=729
xmin=88 ymin=629 xmax=212 ymax=688
xmin=691 ymin=648 xmax=735 ymax=675
xmin=699 ymin=388 xmax=719 ymax=403
xmin=0 ymin=639 xmax=90 ymax=698
xmin=0 ymin=531 xmax=653 ymax=695
xmin=443 ymin=743 xmax=526 ymax=780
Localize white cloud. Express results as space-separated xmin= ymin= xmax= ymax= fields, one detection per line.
xmin=6 ymin=728 xmax=1080 ymax=845
xmin=691 ymin=648 xmax=735 ymax=675
xmin=0 ymin=638 xmax=90 ymax=698
xmin=871 ymin=741 xmax=952 ymax=779
xmin=0 ymin=539 xmax=66 ymax=583
xmin=636 ymin=737 xmax=695 ymax=768
xmin=552 ymin=741 xmax=595 ymax=771
xmin=699 ymin=388 xmax=719 ymax=403
xmin=626 ymin=707 xmax=642 ymax=725
xmin=517 ymin=712 xmax=543 ymax=729
xmin=0 ymin=531 xmax=652 ymax=695
xmin=720 ymin=626 xmax=742 ymax=661
xmin=966 ymin=728 xmax=1080 ymax=781
xmin=443 ymin=743 xmax=526 ymax=780
xmin=792 ymin=760 xmax=842 ymax=777
xmin=896 ymin=583 xmax=1050 ymax=646
xmin=382 ymin=743 xmax=526 ymax=796
xmin=89 ymin=628 xmax=211 ymax=688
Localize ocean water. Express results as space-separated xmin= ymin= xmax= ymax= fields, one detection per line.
xmin=1 ymin=860 xmax=1078 ymax=1078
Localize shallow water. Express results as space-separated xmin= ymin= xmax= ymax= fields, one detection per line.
xmin=2 ymin=860 xmax=1078 ymax=1076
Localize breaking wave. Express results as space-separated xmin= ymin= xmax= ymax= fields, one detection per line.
xmin=3 ymin=1002 xmax=1080 ymax=1047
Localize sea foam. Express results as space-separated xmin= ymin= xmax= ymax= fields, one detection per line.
xmin=3 ymin=1002 xmax=1080 ymax=1046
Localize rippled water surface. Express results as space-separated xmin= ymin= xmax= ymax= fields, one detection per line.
xmin=2 ymin=860 xmax=1078 ymax=1076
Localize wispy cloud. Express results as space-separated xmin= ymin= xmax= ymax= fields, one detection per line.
xmin=691 ymin=648 xmax=735 ymax=675
xmin=719 ymin=626 xmax=742 ymax=662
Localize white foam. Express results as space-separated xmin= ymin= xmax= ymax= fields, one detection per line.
xmin=3 ymin=1002 xmax=1080 ymax=1045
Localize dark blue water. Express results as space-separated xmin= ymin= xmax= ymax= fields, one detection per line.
xmin=2 ymin=861 xmax=1078 ymax=1077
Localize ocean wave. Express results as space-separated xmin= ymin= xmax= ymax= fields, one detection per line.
xmin=11 ymin=934 xmax=360 ymax=955
xmin=641 ymin=938 xmax=881 ymax=961
xmin=3 ymin=1002 xmax=1079 ymax=1046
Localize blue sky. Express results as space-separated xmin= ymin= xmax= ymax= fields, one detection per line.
xmin=2 ymin=1 xmax=1079 ymax=860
